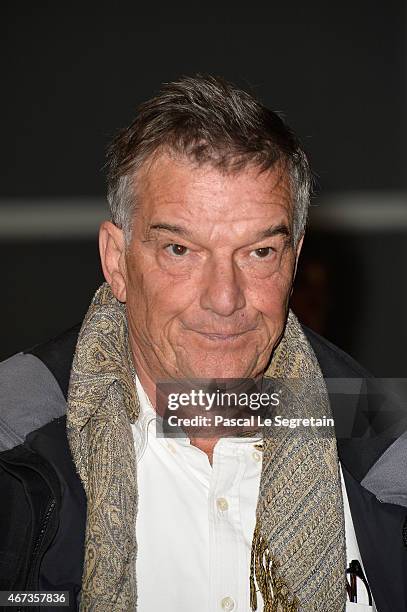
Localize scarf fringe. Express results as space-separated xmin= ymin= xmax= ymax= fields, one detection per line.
xmin=250 ymin=523 xmax=300 ymax=612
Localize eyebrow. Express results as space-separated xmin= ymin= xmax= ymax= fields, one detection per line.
xmin=145 ymin=222 xmax=291 ymax=242
xmin=254 ymin=224 xmax=290 ymax=240
xmin=147 ymin=223 xmax=190 ymax=238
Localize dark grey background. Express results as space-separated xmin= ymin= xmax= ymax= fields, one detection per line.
xmin=2 ymin=2 xmax=406 ymax=375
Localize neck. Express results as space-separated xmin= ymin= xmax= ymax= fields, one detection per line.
xmin=189 ymin=436 xmax=219 ymax=465
xmin=131 ymin=351 xmax=221 ymax=464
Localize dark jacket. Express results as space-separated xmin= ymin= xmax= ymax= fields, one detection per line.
xmin=0 ymin=324 xmax=406 ymax=612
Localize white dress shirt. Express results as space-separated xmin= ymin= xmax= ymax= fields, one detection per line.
xmin=132 ymin=376 xmax=376 ymax=611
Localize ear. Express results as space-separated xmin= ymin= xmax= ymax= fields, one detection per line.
xmin=99 ymin=221 xmax=127 ymax=302
xmin=294 ymin=234 xmax=304 ymax=277
xmin=289 ymin=234 xmax=304 ymax=297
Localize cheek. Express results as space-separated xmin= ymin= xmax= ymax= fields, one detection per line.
xmin=247 ymin=266 xmax=294 ymax=325
xmin=126 ymin=254 xmax=196 ymax=329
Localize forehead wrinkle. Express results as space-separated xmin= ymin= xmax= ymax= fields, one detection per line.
xmin=136 ymin=153 xmax=294 ymax=243
xmin=145 ymin=220 xmax=291 ymax=246
xmin=140 ymin=152 xmax=288 ymax=207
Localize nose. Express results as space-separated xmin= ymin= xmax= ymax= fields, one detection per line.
xmin=199 ymin=255 xmax=246 ymax=316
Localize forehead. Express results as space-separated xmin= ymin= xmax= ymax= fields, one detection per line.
xmin=133 ymin=152 xmax=293 ymax=231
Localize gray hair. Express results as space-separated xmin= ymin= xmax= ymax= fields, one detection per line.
xmin=106 ymin=74 xmax=313 ymax=245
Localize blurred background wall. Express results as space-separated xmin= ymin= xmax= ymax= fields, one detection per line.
xmin=2 ymin=1 xmax=406 ymax=376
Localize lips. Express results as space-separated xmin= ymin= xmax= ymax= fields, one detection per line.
xmin=180 ymin=321 xmax=256 ymax=341
xmin=193 ymin=330 xmax=252 ymax=341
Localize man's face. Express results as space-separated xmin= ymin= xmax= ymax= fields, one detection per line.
xmin=122 ymin=152 xmax=302 ymax=381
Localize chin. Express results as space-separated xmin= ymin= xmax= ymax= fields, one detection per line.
xmin=177 ymin=355 xmax=257 ymax=380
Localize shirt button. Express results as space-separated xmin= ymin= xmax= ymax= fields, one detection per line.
xmin=220 ymin=596 xmax=235 ymax=610
xmin=216 ymin=497 xmax=229 ymax=512
xmin=252 ymin=450 xmax=261 ymax=462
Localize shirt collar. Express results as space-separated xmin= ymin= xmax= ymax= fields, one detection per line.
xmin=132 ymin=375 xmax=263 ymax=456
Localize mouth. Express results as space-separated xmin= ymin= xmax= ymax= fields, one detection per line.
xmin=193 ymin=330 xmax=252 ymax=342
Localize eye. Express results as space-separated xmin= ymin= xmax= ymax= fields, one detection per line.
xmin=251 ymin=247 xmax=274 ymax=259
xmin=165 ymin=243 xmax=189 ymax=256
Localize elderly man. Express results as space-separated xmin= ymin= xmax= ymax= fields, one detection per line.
xmin=0 ymin=75 xmax=406 ymax=612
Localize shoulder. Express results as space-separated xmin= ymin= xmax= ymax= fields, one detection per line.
xmin=301 ymin=324 xmax=371 ymax=379
xmin=301 ymin=325 xmax=407 ymax=508
xmin=0 ymin=324 xmax=81 ymax=451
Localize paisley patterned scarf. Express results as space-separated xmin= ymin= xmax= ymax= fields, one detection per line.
xmin=67 ymin=283 xmax=347 ymax=611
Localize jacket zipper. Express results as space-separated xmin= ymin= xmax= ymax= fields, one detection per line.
xmin=16 ymin=498 xmax=57 ymax=612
